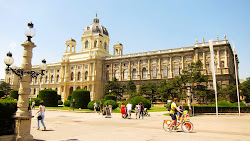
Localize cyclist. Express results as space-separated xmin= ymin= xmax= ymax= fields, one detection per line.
xmin=168 ymin=98 xmax=182 ymax=129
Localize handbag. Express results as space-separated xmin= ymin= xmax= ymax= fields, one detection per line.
xmin=37 ymin=115 xmax=42 ymax=120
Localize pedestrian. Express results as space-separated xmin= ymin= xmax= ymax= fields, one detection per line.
xmin=93 ymin=101 xmax=98 ymax=113
xmin=36 ymin=101 xmax=46 ymax=131
xmin=72 ymin=99 xmax=76 ymax=111
xmin=139 ymin=102 xmax=144 ymax=119
xmin=120 ymin=102 xmax=126 ymax=118
xmin=32 ymin=100 xmax=36 ymax=110
xmin=99 ymin=101 xmax=103 ymax=115
xmin=135 ymin=104 xmax=139 ymax=119
xmin=126 ymin=102 xmax=132 ymax=119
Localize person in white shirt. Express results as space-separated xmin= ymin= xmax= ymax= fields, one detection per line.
xmin=126 ymin=102 xmax=132 ymax=119
xmin=36 ymin=101 xmax=46 ymax=131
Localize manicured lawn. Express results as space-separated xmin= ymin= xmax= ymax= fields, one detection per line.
xmin=36 ymin=106 xmax=93 ymax=112
xmin=148 ymin=107 xmax=168 ymax=112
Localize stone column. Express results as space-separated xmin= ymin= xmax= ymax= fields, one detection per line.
xmin=157 ymin=58 xmax=162 ymax=79
xmin=169 ymin=57 xmax=172 ymax=78
xmin=147 ymin=59 xmax=151 ymax=79
xmin=181 ymin=56 xmax=184 ymax=73
xmin=217 ymin=49 xmax=220 ymax=74
xmin=137 ymin=60 xmax=141 ymax=80
xmin=15 ymin=41 xmax=36 ymax=141
xmin=119 ymin=62 xmax=122 ymax=80
xmin=224 ymin=48 xmax=229 ymax=73
xmin=203 ymin=51 xmax=206 ymax=69
xmin=128 ymin=61 xmax=131 ymax=80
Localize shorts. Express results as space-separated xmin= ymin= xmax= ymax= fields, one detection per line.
xmin=170 ymin=113 xmax=176 ymax=120
xmin=127 ymin=109 xmax=131 ymax=115
xmin=177 ymin=112 xmax=182 ymax=116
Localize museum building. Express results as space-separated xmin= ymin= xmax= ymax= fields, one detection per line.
xmin=5 ymin=15 xmax=238 ymax=101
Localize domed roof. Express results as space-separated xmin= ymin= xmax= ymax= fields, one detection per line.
xmin=114 ymin=41 xmax=123 ymax=46
xmin=66 ymin=38 xmax=76 ymax=42
xmin=83 ymin=15 xmax=109 ymax=36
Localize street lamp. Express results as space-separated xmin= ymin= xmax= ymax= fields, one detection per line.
xmin=4 ymin=22 xmax=46 ymax=141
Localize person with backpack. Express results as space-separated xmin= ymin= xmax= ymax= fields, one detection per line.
xmin=168 ymin=98 xmax=182 ymax=129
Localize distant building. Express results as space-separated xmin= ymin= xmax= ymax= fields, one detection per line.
xmin=5 ymin=15 xmax=238 ymax=101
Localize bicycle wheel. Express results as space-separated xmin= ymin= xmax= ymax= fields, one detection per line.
xmin=181 ymin=121 xmax=193 ymax=133
xmin=163 ymin=120 xmax=171 ymax=132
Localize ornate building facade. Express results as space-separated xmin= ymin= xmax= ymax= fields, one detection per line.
xmin=5 ymin=16 xmax=237 ymax=101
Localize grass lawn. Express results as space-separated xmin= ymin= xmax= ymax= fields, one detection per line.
xmin=35 ymin=106 xmax=168 ymax=113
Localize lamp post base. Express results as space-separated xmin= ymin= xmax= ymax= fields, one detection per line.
xmin=15 ymin=116 xmax=33 ymax=141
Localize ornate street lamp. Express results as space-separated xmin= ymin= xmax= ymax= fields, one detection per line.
xmin=4 ymin=22 xmax=46 ymax=141
xmin=4 ymin=52 xmax=47 ymax=79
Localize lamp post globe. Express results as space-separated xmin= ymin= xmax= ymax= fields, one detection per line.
xmin=4 ymin=52 xmax=14 ymax=66
xmin=24 ymin=22 xmax=36 ymax=41
xmin=39 ymin=59 xmax=47 ymax=70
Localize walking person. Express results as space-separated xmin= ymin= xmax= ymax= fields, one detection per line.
xmin=72 ymin=99 xmax=76 ymax=111
xmin=126 ymin=102 xmax=132 ymax=119
xmin=36 ymin=101 xmax=46 ymax=131
xmin=32 ymin=100 xmax=36 ymax=110
xmin=99 ymin=101 xmax=103 ymax=115
xmin=93 ymin=101 xmax=98 ymax=113
xmin=139 ymin=102 xmax=144 ymax=119
xmin=135 ymin=104 xmax=139 ymax=119
xmin=120 ymin=102 xmax=126 ymax=118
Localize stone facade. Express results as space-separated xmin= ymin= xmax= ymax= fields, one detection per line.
xmin=5 ymin=16 xmax=238 ymax=101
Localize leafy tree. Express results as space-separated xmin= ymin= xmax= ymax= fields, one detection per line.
xmin=0 ymin=82 xmax=11 ymax=95
xmin=104 ymin=78 xmax=123 ymax=99
xmin=127 ymin=80 xmax=136 ymax=98
xmin=218 ymin=83 xmax=237 ymax=103
xmin=240 ymin=77 xmax=250 ymax=103
xmin=139 ymin=82 xmax=158 ymax=103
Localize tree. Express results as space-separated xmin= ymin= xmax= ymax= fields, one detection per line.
xmin=139 ymin=82 xmax=158 ymax=103
xmin=127 ymin=80 xmax=136 ymax=97
xmin=104 ymin=78 xmax=123 ymax=99
xmin=0 ymin=82 xmax=11 ymax=95
xmin=240 ymin=77 xmax=250 ymax=103
xmin=180 ymin=60 xmax=209 ymax=114
xmin=218 ymin=83 xmax=237 ymax=103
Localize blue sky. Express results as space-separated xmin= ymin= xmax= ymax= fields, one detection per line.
xmin=0 ymin=0 xmax=249 ymax=80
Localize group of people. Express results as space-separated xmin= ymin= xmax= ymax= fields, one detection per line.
xmin=120 ymin=102 xmax=145 ymax=119
xmin=93 ymin=101 xmax=112 ymax=117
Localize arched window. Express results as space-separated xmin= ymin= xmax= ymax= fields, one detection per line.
xmin=71 ymin=72 xmax=74 ymax=81
xmin=84 ymin=86 xmax=87 ymax=90
xmin=152 ymin=67 xmax=157 ymax=77
xmin=104 ymin=42 xmax=107 ymax=50
xmin=115 ymin=70 xmax=119 ymax=79
xmin=40 ymin=77 xmax=43 ymax=84
xmin=77 ymin=72 xmax=81 ymax=81
xmin=8 ymin=77 xmax=11 ymax=83
xmin=51 ymin=75 xmax=54 ymax=83
xmin=45 ymin=76 xmax=48 ymax=83
xmin=77 ymin=86 xmax=81 ymax=89
xmin=132 ymin=69 xmax=137 ymax=79
xmin=94 ymin=40 xmax=97 ymax=48
xmin=106 ymin=71 xmax=109 ymax=81
xmin=55 ymin=88 xmax=58 ymax=92
xmin=34 ymin=88 xmax=36 ymax=95
xmin=174 ymin=65 xmax=180 ymax=76
xmin=69 ymin=87 xmax=73 ymax=94
xmin=142 ymin=68 xmax=147 ymax=79
xmin=85 ymin=40 xmax=88 ymax=49
xmin=123 ymin=69 xmax=128 ymax=80
xmin=85 ymin=71 xmax=88 ymax=80
xmin=35 ymin=77 xmax=38 ymax=83
xmin=99 ymin=41 xmax=102 ymax=48
xmin=56 ymin=75 xmax=60 ymax=83
xmin=163 ymin=66 xmax=168 ymax=77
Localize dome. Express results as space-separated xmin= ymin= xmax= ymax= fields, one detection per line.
xmin=83 ymin=15 xmax=109 ymax=36
xmin=114 ymin=41 xmax=123 ymax=46
xmin=66 ymin=38 xmax=76 ymax=42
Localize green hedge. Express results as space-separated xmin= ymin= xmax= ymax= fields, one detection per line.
xmin=0 ymin=90 xmax=5 ymax=98
xmin=58 ymin=100 xmax=63 ymax=105
xmin=29 ymin=98 xmax=42 ymax=106
xmin=64 ymin=100 xmax=71 ymax=107
xmin=103 ymin=100 xmax=118 ymax=110
xmin=67 ymin=94 xmax=72 ymax=101
xmin=72 ymin=89 xmax=90 ymax=109
xmin=10 ymin=89 xmax=18 ymax=100
xmin=0 ymin=99 xmax=17 ymax=135
xmin=128 ymin=96 xmax=151 ymax=110
xmin=183 ymin=105 xmax=250 ymax=113
xmin=87 ymin=99 xmax=106 ymax=110
xmin=104 ymin=94 xmax=116 ymax=101
xmin=38 ymin=89 xmax=58 ymax=107
xmin=119 ymin=101 xmax=129 ymax=108
xmin=57 ymin=95 xmax=61 ymax=101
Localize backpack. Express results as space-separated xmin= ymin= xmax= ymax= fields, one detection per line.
xmin=168 ymin=103 xmax=171 ymax=111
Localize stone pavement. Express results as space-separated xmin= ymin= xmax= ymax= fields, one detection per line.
xmin=30 ymin=109 xmax=250 ymax=141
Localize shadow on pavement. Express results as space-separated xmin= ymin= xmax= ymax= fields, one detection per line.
xmin=42 ymin=129 xmax=55 ymax=131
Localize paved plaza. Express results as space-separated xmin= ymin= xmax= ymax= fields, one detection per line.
xmin=31 ymin=109 xmax=250 ymax=141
